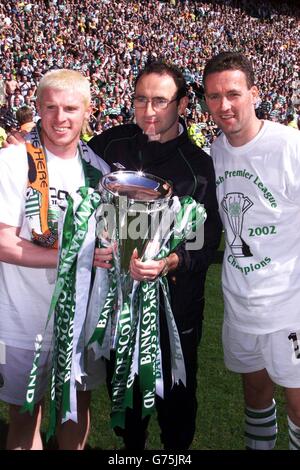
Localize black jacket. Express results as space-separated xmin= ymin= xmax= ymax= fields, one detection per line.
xmin=88 ymin=124 xmax=222 ymax=330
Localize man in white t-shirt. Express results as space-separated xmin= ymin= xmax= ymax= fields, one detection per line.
xmin=0 ymin=69 xmax=109 ymax=449
xmin=204 ymin=52 xmax=300 ymax=450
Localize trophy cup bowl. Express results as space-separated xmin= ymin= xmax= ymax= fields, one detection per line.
xmin=98 ymin=170 xmax=173 ymax=276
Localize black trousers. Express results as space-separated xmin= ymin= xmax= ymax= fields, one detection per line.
xmin=106 ymin=308 xmax=203 ymax=450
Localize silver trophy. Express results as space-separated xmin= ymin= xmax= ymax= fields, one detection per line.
xmin=221 ymin=192 xmax=253 ymax=257
xmin=97 ymin=170 xmax=173 ymax=294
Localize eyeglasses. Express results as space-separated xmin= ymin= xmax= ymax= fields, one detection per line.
xmin=133 ymin=96 xmax=178 ymax=110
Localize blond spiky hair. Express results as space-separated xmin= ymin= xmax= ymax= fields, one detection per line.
xmin=37 ymin=69 xmax=91 ymax=108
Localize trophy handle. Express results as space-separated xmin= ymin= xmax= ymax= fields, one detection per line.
xmin=221 ymin=198 xmax=228 ymax=214
xmin=242 ymin=196 xmax=253 ymax=213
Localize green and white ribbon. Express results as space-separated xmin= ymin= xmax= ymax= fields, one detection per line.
xmin=22 ymin=187 xmax=105 ymax=439
xmin=48 ymin=188 xmax=102 ymax=438
xmin=88 ymin=264 xmax=117 ymax=348
xmin=138 ymin=280 xmax=159 ymax=419
xmin=88 ymin=195 xmax=206 ymax=428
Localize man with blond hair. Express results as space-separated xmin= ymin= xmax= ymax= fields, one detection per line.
xmin=0 ymin=69 xmax=109 ymax=449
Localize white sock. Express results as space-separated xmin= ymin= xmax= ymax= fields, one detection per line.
xmin=245 ymin=399 xmax=277 ymax=450
xmin=288 ymin=416 xmax=300 ymax=450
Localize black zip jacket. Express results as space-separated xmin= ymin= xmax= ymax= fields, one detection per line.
xmin=88 ymin=124 xmax=222 ymax=330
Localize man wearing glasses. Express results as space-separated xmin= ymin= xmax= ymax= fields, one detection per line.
xmin=89 ymin=60 xmax=222 ymax=450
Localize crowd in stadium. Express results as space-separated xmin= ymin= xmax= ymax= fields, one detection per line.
xmin=0 ymin=0 xmax=299 ymax=148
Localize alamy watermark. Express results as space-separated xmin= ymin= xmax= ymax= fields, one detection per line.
xmin=95 ymin=196 xmax=205 ymax=252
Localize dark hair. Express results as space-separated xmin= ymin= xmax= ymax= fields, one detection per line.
xmin=16 ymin=106 xmax=34 ymax=125
xmin=203 ymin=52 xmax=255 ymax=90
xmin=134 ymin=60 xmax=187 ymax=101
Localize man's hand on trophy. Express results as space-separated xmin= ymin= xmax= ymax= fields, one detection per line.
xmin=94 ymin=246 xmax=114 ymax=269
xmin=3 ymin=130 xmax=26 ymax=147
xmin=130 ymin=248 xmax=171 ymax=282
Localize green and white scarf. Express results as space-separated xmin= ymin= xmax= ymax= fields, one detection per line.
xmin=24 ymin=123 xmax=105 ymax=248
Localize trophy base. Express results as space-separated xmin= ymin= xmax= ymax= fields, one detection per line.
xmin=231 ymin=245 xmax=244 ymax=257
xmin=231 ymin=238 xmax=253 ymax=258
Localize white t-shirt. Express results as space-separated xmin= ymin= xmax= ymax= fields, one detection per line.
xmin=212 ymin=120 xmax=300 ymax=334
xmin=0 ymin=143 xmax=107 ymax=349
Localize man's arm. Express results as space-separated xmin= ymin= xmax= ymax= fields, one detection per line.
xmin=0 ymin=145 xmax=58 ymax=269
xmin=0 ymin=223 xmax=58 ymax=268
